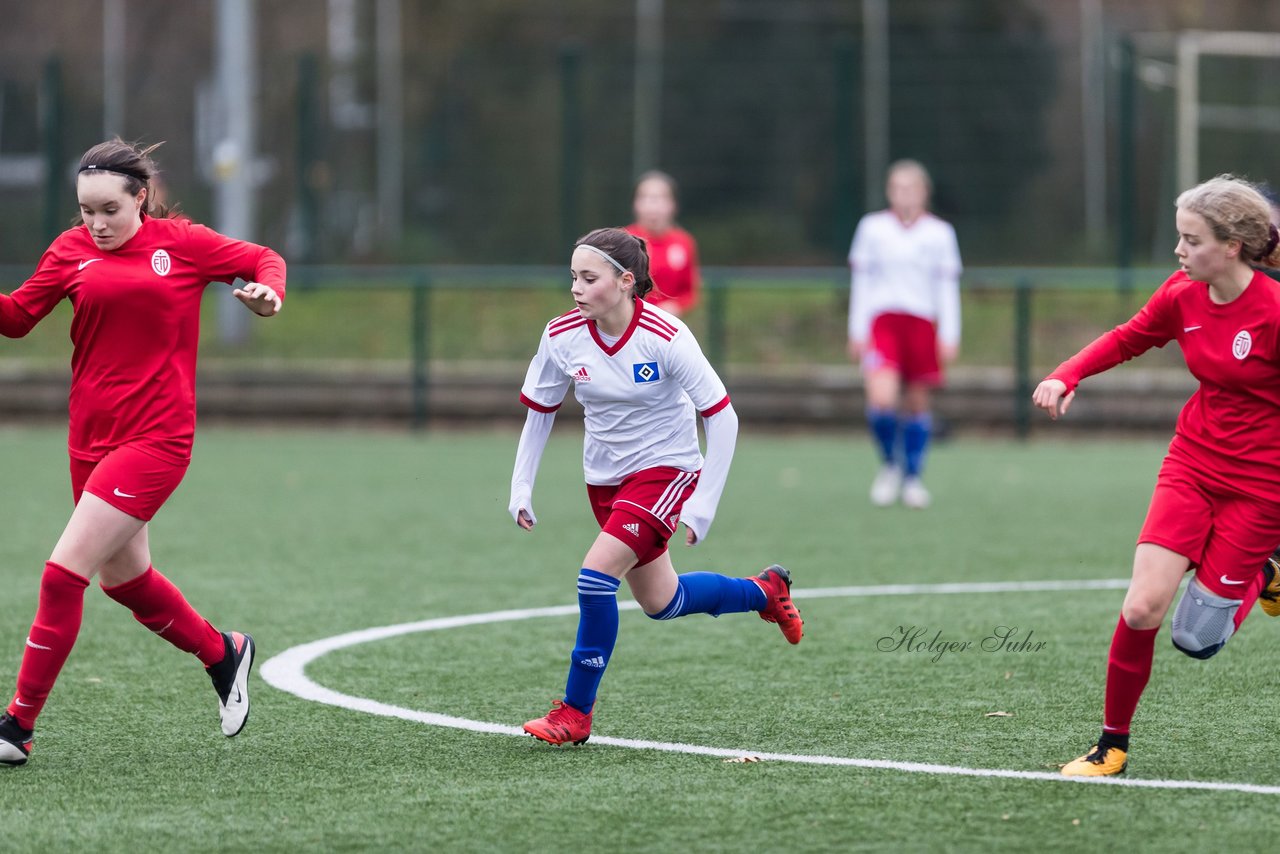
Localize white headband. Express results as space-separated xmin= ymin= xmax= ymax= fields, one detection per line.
xmin=578 ymin=243 xmax=627 ymax=275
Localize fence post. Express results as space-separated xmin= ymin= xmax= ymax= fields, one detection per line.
xmin=40 ymin=56 xmax=64 ymax=245
xmin=707 ymin=273 xmax=728 ymax=374
xmin=295 ymin=52 xmax=320 ymax=262
xmin=410 ymin=276 xmax=431 ymax=430
xmin=1117 ymin=35 xmax=1136 ymax=300
xmin=1014 ymin=277 xmax=1033 ymax=439
xmin=559 ymin=44 xmax=583 ymax=250
xmin=832 ymin=39 xmax=858 ymax=258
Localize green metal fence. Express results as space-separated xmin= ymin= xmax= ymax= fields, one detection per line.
xmin=0 ymin=264 xmax=1175 ymax=434
xmin=282 ymin=264 xmax=1166 ymax=431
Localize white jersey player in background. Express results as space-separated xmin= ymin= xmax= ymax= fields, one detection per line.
xmin=510 ymin=227 xmax=803 ymax=747
xmin=848 ymin=159 xmax=962 ymax=509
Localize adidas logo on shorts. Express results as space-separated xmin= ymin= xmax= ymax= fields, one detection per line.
xmin=623 ymin=522 xmax=640 ymax=537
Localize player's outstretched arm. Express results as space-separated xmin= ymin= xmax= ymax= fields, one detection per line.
xmin=1 ymin=243 xmax=71 ymax=338
xmin=0 ymin=294 xmax=40 ymax=339
xmin=1032 ymin=378 xmax=1075 ymax=420
xmin=510 ymin=408 xmax=556 ymax=530
xmin=233 ymin=282 xmax=282 ymax=317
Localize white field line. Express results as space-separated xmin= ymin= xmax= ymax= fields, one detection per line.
xmin=258 ymin=578 xmax=1280 ymax=796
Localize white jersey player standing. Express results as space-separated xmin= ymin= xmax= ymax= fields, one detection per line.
xmin=848 ymin=159 xmax=962 ymax=509
xmin=510 ymin=227 xmax=803 ymax=747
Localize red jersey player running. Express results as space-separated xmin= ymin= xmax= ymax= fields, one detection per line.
xmin=1033 ymin=174 xmax=1280 ymax=777
xmin=510 ymin=227 xmax=801 ymax=746
xmin=0 ymin=139 xmax=285 ymax=766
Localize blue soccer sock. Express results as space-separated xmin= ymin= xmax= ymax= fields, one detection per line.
xmin=903 ymin=413 xmax=932 ymax=477
xmin=563 ymin=569 xmax=621 ymax=714
xmin=867 ymin=407 xmax=900 ymax=466
xmin=649 ymin=572 xmax=767 ymax=621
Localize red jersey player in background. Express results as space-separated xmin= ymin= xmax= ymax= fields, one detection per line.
xmin=0 ymin=139 xmax=285 ymax=766
xmin=848 ymin=160 xmax=962 ymax=510
xmin=626 ymin=171 xmax=701 ymax=316
xmin=1033 ymin=175 xmax=1280 ymax=777
xmin=510 ymin=227 xmax=800 ymax=746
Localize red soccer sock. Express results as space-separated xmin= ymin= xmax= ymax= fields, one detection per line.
xmin=7 ymin=562 xmax=91 ymax=730
xmin=1231 ymin=574 xmax=1264 ymax=632
xmin=1102 ymin=615 xmax=1159 ymax=736
xmin=101 ymin=566 xmax=225 ymax=667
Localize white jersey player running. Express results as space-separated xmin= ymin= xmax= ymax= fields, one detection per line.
xmin=510 ymin=227 xmax=803 ymax=747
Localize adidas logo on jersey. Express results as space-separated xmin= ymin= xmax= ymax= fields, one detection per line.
xmin=572 ymin=366 xmax=592 ymax=383
xmin=578 ymin=655 xmax=606 ymax=669
xmin=623 ymin=522 xmax=641 ymax=537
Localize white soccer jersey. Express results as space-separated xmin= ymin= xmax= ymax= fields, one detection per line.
xmin=520 ymin=301 xmax=730 ymax=485
xmin=848 ymin=210 xmax=962 ymax=346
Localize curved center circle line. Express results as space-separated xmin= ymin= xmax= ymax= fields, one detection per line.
xmin=259 ymin=578 xmax=1280 ymax=796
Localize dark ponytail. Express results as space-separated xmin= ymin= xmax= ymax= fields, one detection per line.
xmin=75 ymin=138 xmax=169 ymax=219
xmin=575 ymin=227 xmax=657 ymax=298
xmin=1257 ymin=223 xmax=1280 ymax=267
xmin=629 ymin=235 xmax=657 ymax=298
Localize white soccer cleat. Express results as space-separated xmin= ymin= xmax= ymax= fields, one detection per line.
xmin=207 ymin=631 xmax=255 ymax=737
xmin=901 ymin=477 xmax=931 ymax=509
xmin=870 ymin=465 xmax=902 ymax=507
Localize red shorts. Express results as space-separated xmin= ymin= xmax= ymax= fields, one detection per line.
xmin=70 ymin=445 xmax=189 ymax=522
xmin=1138 ymin=459 xmax=1280 ymax=601
xmin=864 ymin=312 xmax=943 ymax=386
xmin=587 ymin=466 xmax=700 ymax=566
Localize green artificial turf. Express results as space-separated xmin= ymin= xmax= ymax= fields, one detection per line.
xmin=0 ymin=427 xmax=1270 ymax=853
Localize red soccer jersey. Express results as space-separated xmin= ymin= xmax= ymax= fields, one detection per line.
xmin=1049 ymin=269 xmax=1280 ymax=499
xmin=626 ymin=223 xmax=700 ymax=314
xmin=0 ymin=216 xmax=286 ymax=463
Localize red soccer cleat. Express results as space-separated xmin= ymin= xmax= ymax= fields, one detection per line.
xmin=752 ymin=565 xmax=803 ymax=644
xmin=523 ymin=700 xmax=593 ymax=746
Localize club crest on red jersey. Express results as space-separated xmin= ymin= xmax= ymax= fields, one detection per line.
xmin=667 ymin=243 xmax=688 ymax=270
xmin=151 ymin=249 xmax=171 ymax=277
xmin=1233 ymin=330 xmax=1252 ymax=360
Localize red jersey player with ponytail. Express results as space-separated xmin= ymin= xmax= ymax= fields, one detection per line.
xmin=0 ymin=139 xmax=285 ymax=766
xmin=1033 ymin=175 xmax=1280 ymax=777
xmin=511 ymin=227 xmax=801 ymax=746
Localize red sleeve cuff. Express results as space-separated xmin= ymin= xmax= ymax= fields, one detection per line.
xmin=255 ymin=251 xmax=287 ymax=301
xmin=520 ymin=392 xmax=561 ymax=413
xmin=699 ymin=395 xmax=731 ymax=418
xmin=1045 ymin=372 xmax=1079 ymax=394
